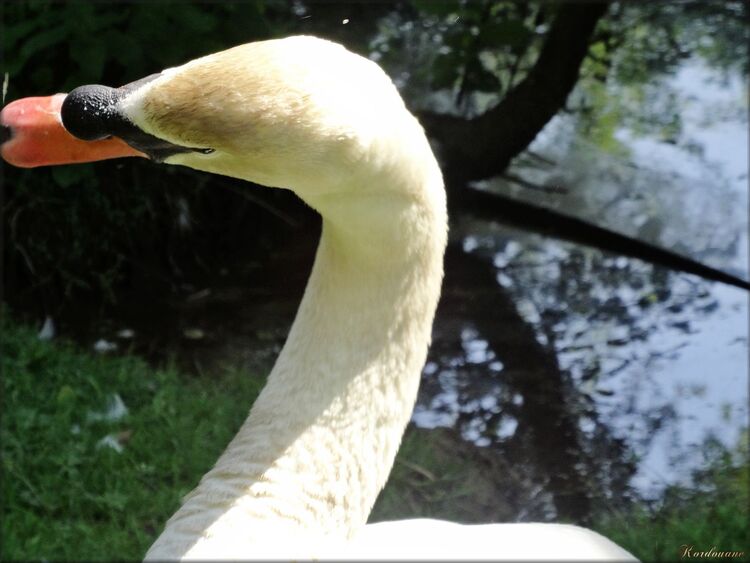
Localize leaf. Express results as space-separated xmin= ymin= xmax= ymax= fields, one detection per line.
xmin=479 ymin=20 xmax=533 ymax=50
xmin=57 ymin=385 xmax=76 ymax=406
xmin=466 ymin=67 xmax=501 ymax=93
xmin=174 ymin=4 xmax=219 ymax=34
xmin=431 ymin=53 xmax=462 ymax=90
xmin=589 ymin=40 xmax=608 ymax=61
xmin=411 ymin=0 xmax=461 ymax=18
xmin=18 ymin=26 xmax=69 ymax=66
xmin=29 ymin=67 xmax=54 ymax=91
xmin=69 ymin=41 xmax=107 ymax=84
xmin=2 ymin=19 xmax=40 ymax=51
xmin=106 ymin=31 xmax=144 ymax=77
xmin=51 ymin=166 xmax=93 ymax=189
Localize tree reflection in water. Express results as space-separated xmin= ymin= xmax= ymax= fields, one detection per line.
xmin=412 ymin=57 xmax=748 ymax=523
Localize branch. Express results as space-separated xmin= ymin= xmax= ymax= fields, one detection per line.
xmin=461 ymin=187 xmax=750 ymax=291
xmin=419 ymin=2 xmax=610 ymax=189
xmin=500 ymin=172 xmax=568 ymax=194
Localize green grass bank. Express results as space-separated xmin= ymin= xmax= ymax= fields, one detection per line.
xmin=2 ymin=319 xmax=747 ymax=561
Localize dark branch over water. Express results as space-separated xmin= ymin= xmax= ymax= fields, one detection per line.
xmin=463 ymin=187 xmax=750 ymax=292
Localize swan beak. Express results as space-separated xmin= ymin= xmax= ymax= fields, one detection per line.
xmin=0 ymin=94 xmax=145 ymax=168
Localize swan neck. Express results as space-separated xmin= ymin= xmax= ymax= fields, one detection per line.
xmin=146 ymin=189 xmax=446 ymax=559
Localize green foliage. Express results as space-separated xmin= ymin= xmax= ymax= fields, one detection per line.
xmin=611 ymin=2 xmax=749 ymax=84
xmin=1 ymin=1 xmax=291 ymax=311
xmin=594 ymin=433 xmax=749 ymax=562
xmin=7 ymin=165 xmax=119 ymax=303
xmin=2 ymin=0 xmax=748 ymax=310
xmin=399 ymin=0 xmax=547 ymax=109
xmin=410 ymin=0 xmax=462 ymax=18
xmin=372 ymin=428 xmax=470 ymax=521
xmin=569 ymin=2 xmax=748 ymax=155
xmin=390 ymin=0 xmax=746 ymax=127
xmin=366 ymin=1 xmax=549 ymax=114
xmin=2 ymin=2 xmax=274 ymax=95
xmin=2 ymin=316 xmax=746 ymax=560
xmin=1 ymin=315 xmax=265 ymax=560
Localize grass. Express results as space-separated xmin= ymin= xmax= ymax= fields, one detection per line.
xmin=2 ymin=317 xmax=748 ymax=561
xmin=372 ymin=427 xmax=479 ymax=521
xmin=1 ymin=319 xmax=265 ymax=560
xmin=596 ymin=434 xmax=749 ymax=561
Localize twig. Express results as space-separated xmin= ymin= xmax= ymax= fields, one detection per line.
xmin=525 ymin=150 xmax=557 ymax=167
xmin=501 ymin=172 xmax=568 ymax=194
xmin=212 ymin=178 xmax=301 ymax=228
xmin=171 ymin=167 xmax=301 ymax=228
xmin=397 ymin=458 xmax=437 ymax=481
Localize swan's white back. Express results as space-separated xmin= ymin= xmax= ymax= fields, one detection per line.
xmin=341 ymin=520 xmax=635 ymax=561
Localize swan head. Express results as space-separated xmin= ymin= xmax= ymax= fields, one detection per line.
xmin=2 ymin=36 xmax=427 ymax=203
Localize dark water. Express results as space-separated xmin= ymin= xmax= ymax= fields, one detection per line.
xmin=42 ymin=60 xmax=748 ymax=523
xmin=413 ymin=61 xmax=748 ymax=514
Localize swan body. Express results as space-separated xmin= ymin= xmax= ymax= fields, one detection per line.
xmin=335 ymin=520 xmax=635 ymax=561
xmin=0 ymin=36 xmax=636 ymax=561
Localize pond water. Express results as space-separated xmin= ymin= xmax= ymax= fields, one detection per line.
xmin=414 ymin=58 xmax=748 ymax=509
xmin=51 ymin=59 xmax=747 ymax=523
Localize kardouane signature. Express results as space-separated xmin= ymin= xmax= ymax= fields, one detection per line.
xmin=680 ymin=544 xmax=745 ymax=559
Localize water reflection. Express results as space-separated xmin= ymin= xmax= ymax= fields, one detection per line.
xmin=485 ymin=60 xmax=748 ymax=278
xmin=413 ymin=59 xmax=748 ymax=513
xmin=416 ymin=225 xmax=746 ymax=505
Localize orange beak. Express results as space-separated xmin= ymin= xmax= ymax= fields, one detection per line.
xmin=0 ymin=94 xmax=146 ymax=168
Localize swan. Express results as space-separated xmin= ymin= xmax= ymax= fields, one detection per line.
xmin=1 ymin=36 xmax=636 ymax=561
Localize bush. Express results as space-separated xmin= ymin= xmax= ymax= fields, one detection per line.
xmin=2 ymin=2 xmax=296 ymax=313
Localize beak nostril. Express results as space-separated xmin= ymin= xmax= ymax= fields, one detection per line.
xmin=1 ymin=124 xmax=11 ymax=144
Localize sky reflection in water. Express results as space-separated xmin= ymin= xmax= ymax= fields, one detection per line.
xmin=413 ymin=60 xmax=748 ymax=501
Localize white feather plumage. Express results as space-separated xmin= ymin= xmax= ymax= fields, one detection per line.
xmin=111 ymin=36 xmax=636 ymax=561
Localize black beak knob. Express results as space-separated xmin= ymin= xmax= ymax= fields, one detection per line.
xmin=61 ymin=85 xmax=120 ymax=141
